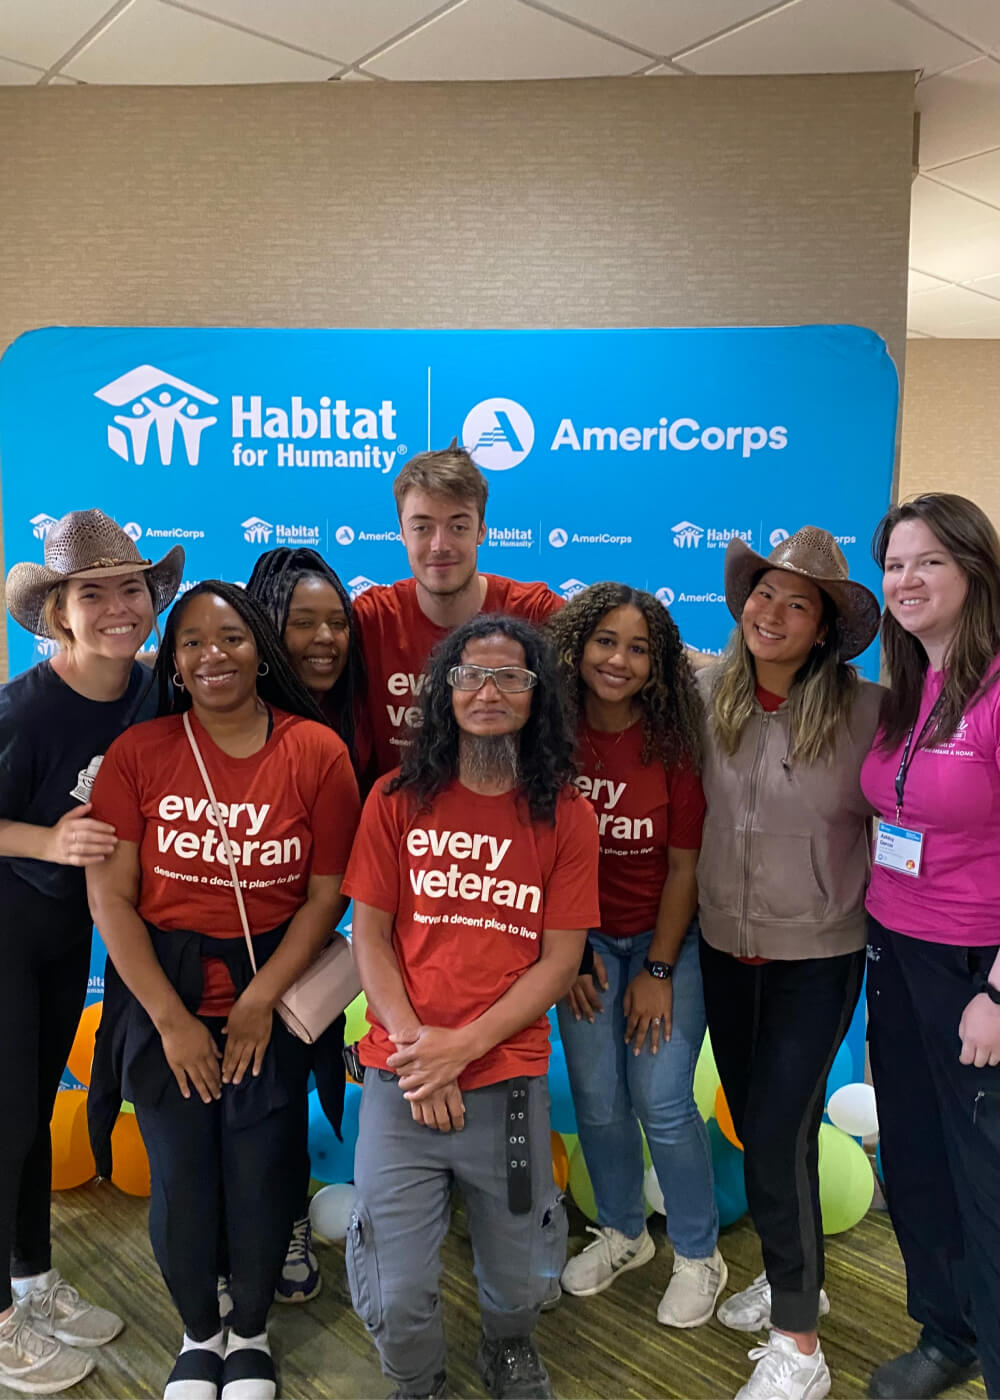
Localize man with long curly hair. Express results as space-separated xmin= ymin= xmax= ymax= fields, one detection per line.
xmin=342 ymin=614 xmax=599 ymax=1400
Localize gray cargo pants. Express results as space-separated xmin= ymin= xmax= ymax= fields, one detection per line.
xmin=347 ymin=1069 xmax=566 ymax=1396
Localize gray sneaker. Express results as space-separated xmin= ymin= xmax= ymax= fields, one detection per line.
xmin=19 ymin=1270 xmax=124 ymax=1348
xmin=718 ymin=1272 xmax=830 ymax=1333
xmin=560 ymin=1226 xmax=655 ymax=1297
xmin=656 ymin=1248 xmax=728 ymax=1328
xmin=0 ymin=1304 xmax=95 ymax=1394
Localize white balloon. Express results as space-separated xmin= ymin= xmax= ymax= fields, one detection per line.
xmin=643 ymin=1165 xmax=665 ymax=1216
xmin=309 ymin=1183 xmax=359 ymax=1242
xmin=827 ymin=1082 xmax=879 ymax=1138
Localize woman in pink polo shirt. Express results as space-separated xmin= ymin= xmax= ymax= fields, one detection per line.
xmin=862 ymin=494 xmax=1000 ymax=1400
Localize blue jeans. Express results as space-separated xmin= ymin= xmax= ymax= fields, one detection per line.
xmin=557 ymin=926 xmax=718 ymax=1254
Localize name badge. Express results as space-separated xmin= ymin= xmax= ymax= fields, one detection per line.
xmin=874 ymin=820 xmax=924 ymax=878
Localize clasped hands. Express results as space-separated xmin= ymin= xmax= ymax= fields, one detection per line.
xmin=387 ymin=1024 xmax=476 ymax=1133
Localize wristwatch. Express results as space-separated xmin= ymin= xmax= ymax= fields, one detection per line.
xmin=643 ymin=957 xmax=673 ymax=981
xmin=976 ymin=974 xmax=1000 ymax=1007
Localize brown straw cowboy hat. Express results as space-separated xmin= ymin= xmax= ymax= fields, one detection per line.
xmin=723 ymin=526 xmax=881 ymax=661
xmin=6 ymin=509 xmax=185 ymax=638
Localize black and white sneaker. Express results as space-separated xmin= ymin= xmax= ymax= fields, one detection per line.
xmin=476 ymin=1335 xmax=553 ymax=1400
xmin=163 ymin=1345 xmax=224 ymax=1400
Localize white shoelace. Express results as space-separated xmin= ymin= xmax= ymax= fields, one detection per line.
xmin=33 ymin=1277 xmax=82 ymax=1322
xmin=745 ymin=1341 xmax=818 ymax=1398
xmin=2 ymin=1311 xmax=56 ymax=1364
xmin=285 ymin=1217 xmax=311 ymax=1264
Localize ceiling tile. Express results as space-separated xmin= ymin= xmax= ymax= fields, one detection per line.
xmin=907 ymin=328 xmax=933 ymax=336
xmin=678 ymin=0 xmax=979 ymax=75
xmin=336 ymin=68 xmax=376 ymax=81
xmin=642 ymin=63 xmax=682 ymax=75
xmin=0 ymin=53 xmax=44 ymax=83
xmin=966 ymin=271 xmax=1000 ymax=299
xmin=909 ymin=175 xmax=1000 ymax=281
xmin=364 ymin=0 xmax=642 ymax=80
xmin=908 ymin=267 xmax=952 ymax=293
xmin=905 ymin=0 xmax=1000 ymax=57
xmin=917 ymin=57 xmax=1000 ymax=166
xmin=529 ymin=0 xmax=780 ymax=60
xmin=0 ymin=0 xmax=120 ymax=71
xmin=64 ymin=0 xmax=338 ymax=82
xmin=166 ymin=0 xmax=446 ymax=65
xmin=930 ymin=146 xmax=1000 ymax=208
xmin=907 ymin=282 xmax=1000 ymax=335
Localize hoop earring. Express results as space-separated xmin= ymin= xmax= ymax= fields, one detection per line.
xmin=172 ymin=671 xmax=185 ymax=688
xmin=257 ymin=661 xmax=270 ymax=677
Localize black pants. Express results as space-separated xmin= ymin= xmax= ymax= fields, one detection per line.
xmin=867 ymin=916 xmax=1000 ymax=1398
xmin=134 ymin=1018 xmax=308 ymax=1341
xmin=0 ymin=889 xmax=92 ymax=1309
xmin=700 ymin=937 xmax=864 ymax=1333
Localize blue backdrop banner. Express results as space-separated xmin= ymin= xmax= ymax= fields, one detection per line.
xmin=0 ymin=323 xmax=898 ymax=1084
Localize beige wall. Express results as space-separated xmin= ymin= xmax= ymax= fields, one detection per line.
xmin=0 ymin=72 xmax=915 ymax=674
xmin=899 ymin=339 xmax=1000 ymax=524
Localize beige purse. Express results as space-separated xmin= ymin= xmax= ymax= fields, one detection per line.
xmin=183 ymin=711 xmax=361 ymax=1044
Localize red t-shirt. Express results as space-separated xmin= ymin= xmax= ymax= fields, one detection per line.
xmin=92 ymin=709 xmax=361 ymax=1015
xmin=341 ymin=776 xmax=600 ymax=1088
xmin=353 ymin=575 xmax=564 ymax=775
xmin=575 ymin=721 xmax=705 ymax=935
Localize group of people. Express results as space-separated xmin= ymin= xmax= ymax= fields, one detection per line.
xmin=0 ymin=443 xmax=997 ymax=1400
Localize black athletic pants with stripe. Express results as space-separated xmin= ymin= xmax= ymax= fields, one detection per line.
xmin=700 ymin=937 xmax=865 ymax=1335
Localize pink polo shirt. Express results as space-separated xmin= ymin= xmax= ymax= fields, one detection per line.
xmin=861 ymin=663 xmax=1000 ymax=945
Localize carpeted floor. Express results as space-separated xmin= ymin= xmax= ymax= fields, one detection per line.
xmin=33 ymin=1184 xmax=985 ymax=1400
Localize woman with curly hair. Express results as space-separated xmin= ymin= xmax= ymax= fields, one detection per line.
xmin=342 ymin=613 xmax=600 ymax=1400
xmin=548 ymin=583 xmax=726 ymax=1328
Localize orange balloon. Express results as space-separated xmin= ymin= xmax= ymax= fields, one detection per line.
xmin=66 ymin=1001 xmax=103 ymax=1088
xmin=111 ymin=1112 xmax=151 ymax=1197
xmin=551 ymin=1131 xmax=569 ymax=1190
xmin=715 ymin=1085 xmax=744 ymax=1151
xmin=50 ymin=1090 xmax=96 ymax=1190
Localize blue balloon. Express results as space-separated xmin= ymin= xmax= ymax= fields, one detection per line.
xmin=823 ymin=1041 xmax=855 ymax=1119
xmin=548 ymin=1039 xmax=578 ymax=1134
xmin=547 ymin=1006 xmax=561 ymax=1044
xmin=708 ymin=1118 xmax=748 ymax=1227
xmin=308 ymin=1082 xmax=361 ymax=1185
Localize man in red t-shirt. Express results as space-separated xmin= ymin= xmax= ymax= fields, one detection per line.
xmin=342 ymin=613 xmax=599 ymax=1400
xmin=353 ymin=445 xmax=563 ymax=775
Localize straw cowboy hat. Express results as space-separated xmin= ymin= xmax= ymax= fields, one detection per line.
xmin=723 ymin=526 xmax=881 ymax=661
xmin=6 ymin=509 xmax=184 ymax=637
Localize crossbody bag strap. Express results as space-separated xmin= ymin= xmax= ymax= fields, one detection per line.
xmin=182 ymin=710 xmax=257 ymax=977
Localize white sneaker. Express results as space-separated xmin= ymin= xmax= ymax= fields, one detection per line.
xmin=656 ymin=1248 xmax=728 ymax=1328
xmin=15 ymin=1270 xmax=123 ymax=1348
xmin=736 ymin=1331 xmax=831 ymax=1400
xmin=0 ymin=1303 xmax=95 ymax=1394
xmin=559 ymin=1225 xmax=655 ymax=1297
xmin=718 ymin=1272 xmax=831 ymax=1334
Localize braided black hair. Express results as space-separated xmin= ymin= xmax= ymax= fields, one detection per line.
xmin=153 ymin=580 xmax=327 ymax=724
xmin=389 ymin=613 xmax=576 ymax=823
xmin=245 ymin=547 xmax=364 ymax=763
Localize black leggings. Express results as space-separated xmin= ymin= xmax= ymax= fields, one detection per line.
xmin=0 ymin=888 xmax=92 ymax=1310
xmin=135 ymin=1018 xmax=309 ymax=1341
xmin=700 ymin=937 xmax=864 ymax=1334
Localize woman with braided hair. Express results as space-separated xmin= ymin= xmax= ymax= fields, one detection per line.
xmin=548 ymin=584 xmax=725 ymax=1328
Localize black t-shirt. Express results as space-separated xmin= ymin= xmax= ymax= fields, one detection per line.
xmin=0 ymin=659 xmax=156 ymax=905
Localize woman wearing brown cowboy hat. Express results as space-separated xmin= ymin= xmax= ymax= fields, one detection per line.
xmin=0 ymin=508 xmax=182 ymax=1394
xmin=695 ymin=527 xmax=883 ymax=1400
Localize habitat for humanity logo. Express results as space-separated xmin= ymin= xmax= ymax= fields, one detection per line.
xmin=348 ymin=575 xmax=378 ymax=599
xmin=30 ymin=513 xmax=58 ymax=540
xmin=95 ymin=365 xmax=219 ymax=466
xmin=241 ymin=517 xmax=320 ymax=547
xmin=462 ymin=398 xmax=534 ymax=472
xmin=560 ymin=578 xmax=588 ymax=599
xmin=672 ymin=521 xmax=752 ymax=550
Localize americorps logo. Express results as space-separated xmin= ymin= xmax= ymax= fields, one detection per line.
xmin=656 ymin=587 xmax=675 ymax=607
xmin=462 ymin=398 xmax=534 ymax=472
xmin=769 ymin=528 xmax=790 ymax=547
xmin=560 ymin=578 xmax=588 ymax=599
xmin=95 ymin=365 xmax=219 ymax=467
xmin=30 ymin=513 xmax=57 ymax=540
xmin=549 ymin=528 xmax=568 ymax=549
xmin=348 ymin=575 xmax=378 ymax=599
xmin=336 ymin=526 xmax=355 ymax=546
xmin=123 ymin=521 xmax=143 ymax=541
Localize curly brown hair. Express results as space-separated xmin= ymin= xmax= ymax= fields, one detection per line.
xmin=547 ymin=582 xmax=703 ymax=770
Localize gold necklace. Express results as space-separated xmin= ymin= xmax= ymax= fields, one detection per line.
xmin=582 ymin=725 xmax=627 ymax=773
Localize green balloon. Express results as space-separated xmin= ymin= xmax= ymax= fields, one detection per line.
xmin=818 ymin=1123 xmax=874 ymax=1234
xmin=343 ymin=992 xmax=369 ymax=1047
xmin=693 ymin=1033 xmax=721 ymax=1121
xmin=568 ymin=1142 xmax=598 ymax=1221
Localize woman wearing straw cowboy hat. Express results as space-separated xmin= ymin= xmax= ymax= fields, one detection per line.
xmin=0 ymin=508 xmax=182 ymax=1394
xmin=696 ymin=527 xmax=883 ymax=1400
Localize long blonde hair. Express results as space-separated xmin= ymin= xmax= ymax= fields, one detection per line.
xmin=711 ymin=588 xmax=859 ymax=764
